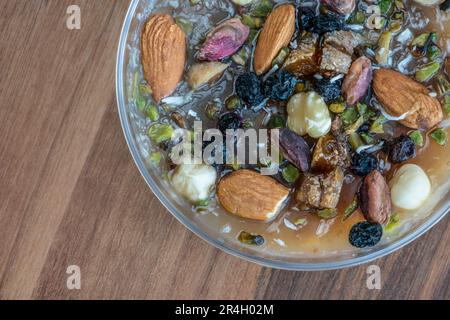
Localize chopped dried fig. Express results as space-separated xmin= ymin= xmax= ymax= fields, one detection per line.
xmin=342 ymin=56 xmax=373 ymax=106
xmin=296 ymin=167 xmax=344 ymax=209
xmin=284 ymin=33 xmax=320 ymax=77
xmin=359 ymin=170 xmax=391 ymax=225
xmin=311 ymin=135 xmax=349 ymax=173
xmin=217 ymin=169 xmax=290 ymax=221
xmin=279 ymin=128 xmax=312 ymax=172
xmin=197 ymin=18 xmax=250 ymax=61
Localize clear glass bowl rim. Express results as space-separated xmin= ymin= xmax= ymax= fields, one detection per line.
xmin=115 ymin=0 xmax=449 ymax=271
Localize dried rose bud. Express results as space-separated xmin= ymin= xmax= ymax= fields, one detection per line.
xmin=197 ymin=18 xmax=250 ymax=61
xmin=342 ymin=56 xmax=373 ymax=106
xmin=322 ymin=0 xmax=356 ymax=16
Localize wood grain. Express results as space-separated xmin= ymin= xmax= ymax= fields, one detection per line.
xmin=0 ymin=0 xmax=448 ymax=300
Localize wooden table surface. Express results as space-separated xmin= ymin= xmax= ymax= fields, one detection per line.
xmin=0 ymin=0 xmax=448 ymax=300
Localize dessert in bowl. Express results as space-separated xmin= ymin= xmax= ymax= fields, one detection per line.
xmin=116 ymin=0 xmax=450 ymax=270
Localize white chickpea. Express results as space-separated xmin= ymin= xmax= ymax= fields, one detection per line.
xmin=389 ymin=164 xmax=431 ymax=210
xmin=287 ymin=92 xmax=332 ymax=139
xmin=171 ymin=164 xmax=217 ymax=204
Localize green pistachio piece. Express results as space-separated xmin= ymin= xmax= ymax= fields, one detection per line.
xmin=329 ymin=102 xmax=346 ymax=114
xmin=343 ymin=197 xmax=359 ymax=221
xmin=349 ymin=132 xmax=364 ymax=150
xmin=295 ymin=82 xmax=306 ymax=93
xmin=294 ymin=218 xmax=307 ymax=226
xmin=149 ymin=152 xmax=161 ymax=166
xmin=361 ymin=133 xmax=376 ymax=145
xmin=411 ymin=33 xmax=430 ymax=47
xmin=232 ymin=47 xmax=249 ymax=66
xmin=341 ymin=108 xmax=359 ymax=127
xmin=272 ymin=47 xmax=289 ymax=67
xmin=238 ymin=231 xmax=265 ymax=246
xmin=268 ymin=115 xmax=285 ymax=129
xmin=146 ymin=105 xmax=159 ymax=121
xmin=385 ymin=213 xmax=400 ymax=232
xmin=427 ymin=45 xmax=442 ymax=60
xmin=282 ymin=164 xmax=300 ymax=183
xmin=378 ymin=0 xmax=394 ymax=15
xmin=226 ymin=96 xmax=241 ymax=110
xmin=175 ymin=17 xmax=193 ymax=35
xmin=348 ymin=11 xmax=366 ymax=24
xmin=242 ymin=14 xmax=263 ymax=29
xmin=205 ymin=103 xmax=221 ymax=120
xmin=436 ymin=75 xmax=450 ymax=96
xmin=345 ymin=116 xmax=364 ymax=135
xmin=415 ymin=61 xmax=441 ymax=82
xmin=148 ymin=124 xmax=174 ymax=144
xmin=317 ymin=208 xmax=338 ymax=220
xmin=376 ymin=31 xmax=393 ymax=65
xmin=430 ymin=128 xmax=448 ymax=146
xmin=409 ymin=130 xmax=424 ymax=147
xmin=250 ymin=0 xmax=273 ymax=18
xmin=444 ymin=96 xmax=450 ymax=116
xmin=136 ymin=94 xmax=146 ymax=113
xmin=370 ymin=115 xmax=387 ymax=134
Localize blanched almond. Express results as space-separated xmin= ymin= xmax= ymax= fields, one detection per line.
xmin=217 ymin=169 xmax=290 ymax=221
xmin=141 ymin=14 xmax=187 ymax=103
xmin=254 ymin=4 xmax=296 ymax=75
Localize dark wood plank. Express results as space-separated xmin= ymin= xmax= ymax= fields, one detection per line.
xmin=0 ymin=0 xmax=448 ymax=300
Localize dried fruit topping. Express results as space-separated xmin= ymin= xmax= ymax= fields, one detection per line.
xmin=313 ymin=77 xmax=343 ymax=103
xmin=263 ymin=70 xmax=297 ymax=101
xmin=296 ymin=167 xmax=344 ymax=209
xmin=218 ymin=112 xmax=243 ymax=133
xmin=284 ymin=34 xmax=319 ymax=78
xmin=389 ymin=135 xmax=416 ymax=163
xmin=389 ymin=164 xmax=431 ymax=210
xmin=349 ymin=221 xmax=383 ymax=248
xmin=141 ymin=14 xmax=187 ymax=103
xmin=309 ymin=12 xmax=345 ymax=34
xmin=186 ymin=62 xmax=229 ymax=90
xmin=342 ymin=57 xmax=373 ymax=106
xmin=238 ymin=231 xmax=265 ymax=246
xmin=254 ymin=4 xmax=296 ymax=75
xmin=279 ymin=128 xmax=312 ymax=173
xmin=373 ymin=69 xmax=443 ymax=130
xmin=430 ymin=128 xmax=448 ymax=146
xmin=217 ymin=169 xmax=290 ymax=221
xmin=235 ymin=72 xmax=264 ymax=106
xmin=282 ymin=164 xmax=300 ymax=183
xmin=322 ymin=0 xmax=356 ymax=16
xmin=311 ymin=135 xmax=349 ymax=173
xmin=351 ymin=153 xmax=378 ymax=176
xmin=197 ymin=18 xmax=250 ymax=61
xmin=359 ymin=170 xmax=392 ymax=225
xmin=287 ymin=92 xmax=332 ymax=138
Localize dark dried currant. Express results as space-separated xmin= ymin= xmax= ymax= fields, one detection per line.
xmin=263 ymin=70 xmax=297 ymax=101
xmin=389 ymin=135 xmax=416 ymax=163
xmin=310 ymin=12 xmax=345 ymax=34
xmin=298 ymin=5 xmax=318 ymax=32
xmin=235 ymin=72 xmax=264 ymax=106
xmin=441 ymin=0 xmax=450 ymax=11
xmin=351 ymin=153 xmax=378 ymax=176
xmin=238 ymin=231 xmax=265 ymax=246
xmin=314 ymin=77 xmax=343 ymax=103
xmin=218 ymin=112 xmax=243 ymax=133
xmin=349 ymin=221 xmax=383 ymax=248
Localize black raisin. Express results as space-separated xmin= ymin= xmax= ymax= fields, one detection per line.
xmin=389 ymin=135 xmax=416 ymax=163
xmin=314 ymin=77 xmax=343 ymax=103
xmin=310 ymin=12 xmax=345 ymax=34
xmin=263 ymin=70 xmax=297 ymax=101
xmin=235 ymin=72 xmax=264 ymax=106
xmin=441 ymin=0 xmax=450 ymax=11
xmin=238 ymin=231 xmax=265 ymax=246
xmin=351 ymin=153 xmax=378 ymax=176
xmin=349 ymin=221 xmax=383 ymax=248
xmin=299 ymin=5 xmax=318 ymax=31
xmin=218 ymin=112 xmax=243 ymax=133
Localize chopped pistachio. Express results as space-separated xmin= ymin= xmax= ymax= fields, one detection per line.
xmin=268 ymin=115 xmax=285 ymax=129
xmin=427 ymin=45 xmax=442 ymax=60
xmin=361 ymin=133 xmax=376 ymax=145
xmin=409 ymin=130 xmax=424 ymax=147
xmin=250 ymin=0 xmax=273 ymax=18
xmin=349 ymin=132 xmax=364 ymax=150
xmin=389 ymin=20 xmax=403 ymax=33
xmin=378 ymin=0 xmax=394 ymax=15
xmin=146 ymin=105 xmax=159 ymax=121
xmin=357 ymin=103 xmax=376 ymax=121
xmin=272 ymin=48 xmax=289 ymax=67
xmin=238 ymin=231 xmax=265 ymax=246
xmin=226 ymin=95 xmax=241 ymax=110
xmin=205 ymin=103 xmax=221 ymax=120
xmin=136 ymin=95 xmax=146 ymax=113
xmin=149 ymin=152 xmax=161 ymax=166
xmin=139 ymin=83 xmax=152 ymax=96
xmin=295 ymin=82 xmax=306 ymax=93
xmin=329 ymin=102 xmax=346 ymax=114
xmin=341 ymin=108 xmax=359 ymax=127
xmin=376 ymin=31 xmax=393 ymax=65
xmin=243 ymin=119 xmax=253 ymax=129
xmin=189 ymin=0 xmax=200 ymax=4
xmin=370 ymin=115 xmax=387 ymax=134
xmin=196 ymin=199 xmax=210 ymax=207
xmin=410 ymin=33 xmax=430 ymax=48
xmin=242 ymin=14 xmax=263 ymax=29
xmin=444 ymin=96 xmax=450 ymax=116
xmin=395 ymin=0 xmax=404 ymax=10
xmin=430 ymin=128 xmax=448 ymax=146
xmin=148 ymin=124 xmax=174 ymax=144
xmin=343 ymin=197 xmax=359 ymax=221
xmin=282 ymin=164 xmax=300 ymax=183
xmin=175 ymin=17 xmax=193 ymax=35
xmin=317 ymin=208 xmax=338 ymax=220
xmin=415 ymin=61 xmax=441 ymax=83
xmin=385 ymin=213 xmax=400 ymax=232
xmin=345 ymin=116 xmax=364 ymax=135
xmin=348 ymin=11 xmax=366 ymax=24
xmin=294 ymin=218 xmax=307 ymax=226
xmin=436 ymin=75 xmax=450 ymax=96
xmin=232 ymin=47 xmax=249 ymax=66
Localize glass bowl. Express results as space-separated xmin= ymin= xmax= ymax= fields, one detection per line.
xmin=116 ymin=0 xmax=450 ymax=270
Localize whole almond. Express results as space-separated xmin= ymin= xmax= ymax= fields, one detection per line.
xmin=141 ymin=14 xmax=186 ymax=103
xmin=217 ymin=169 xmax=290 ymax=221
xmin=253 ymin=4 xmax=296 ymax=75
xmin=373 ymin=69 xmax=443 ymax=130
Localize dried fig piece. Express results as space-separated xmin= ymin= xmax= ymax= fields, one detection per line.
xmin=279 ymin=128 xmax=312 ymax=172
xmin=197 ymin=18 xmax=250 ymax=61
xmin=342 ymin=56 xmax=373 ymax=106
xmin=311 ymin=135 xmax=349 ymax=173
xmin=359 ymin=170 xmax=391 ymax=225
xmin=322 ymin=0 xmax=356 ymax=16
xmin=284 ymin=33 xmax=320 ymax=77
